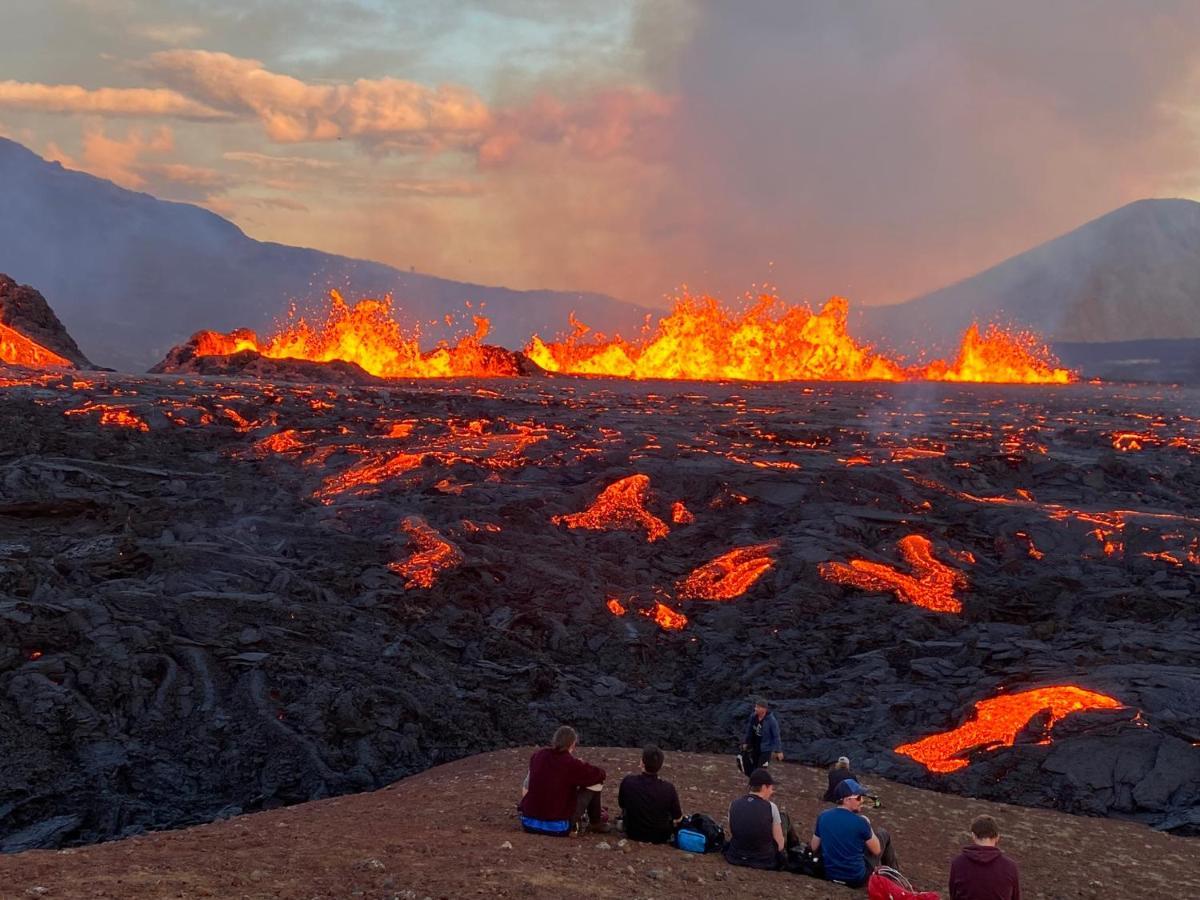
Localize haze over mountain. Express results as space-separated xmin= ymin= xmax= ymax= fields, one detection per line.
xmin=861 ymin=198 xmax=1200 ymax=356
xmin=0 ymin=138 xmax=651 ymax=373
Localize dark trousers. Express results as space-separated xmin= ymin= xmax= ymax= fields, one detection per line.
xmin=866 ymin=824 xmax=898 ymax=871
xmin=573 ymin=786 xmax=602 ymax=829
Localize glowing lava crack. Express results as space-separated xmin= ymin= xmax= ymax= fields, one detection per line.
xmin=894 ymin=686 xmax=1126 ymax=773
xmin=819 ymin=535 xmax=967 ymax=613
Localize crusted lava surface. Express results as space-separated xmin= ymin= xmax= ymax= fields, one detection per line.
xmin=1 ymin=367 xmax=1198 ymax=851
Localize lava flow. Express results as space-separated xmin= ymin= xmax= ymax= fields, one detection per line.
xmin=677 ymin=542 xmax=778 ymax=600
xmin=191 ymin=291 xmax=522 ymax=378
xmin=819 ymin=535 xmax=967 ymax=613
xmin=528 ymin=293 xmax=1075 ymax=384
xmin=1 ymin=322 xmax=72 ymax=369
xmin=553 ymin=474 xmax=670 ymax=542
xmin=895 ymin=686 xmax=1125 ymax=773
xmin=388 ymin=517 xmax=463 ymax=589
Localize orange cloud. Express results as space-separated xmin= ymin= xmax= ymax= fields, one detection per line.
xmin=145 ymin=50 xmax=492 ymax=143
xmin=0 ymin=81 xmax=227 ymax=119
xmin=46 ymin=124 xmax=174 ymax=189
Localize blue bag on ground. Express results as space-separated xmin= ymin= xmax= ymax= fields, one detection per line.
xmin=520 ymin=815 xmax=570 ymax=836
xmin=675 ymin=828 xmax=707 ymax=853
xmin=674 ymin=813 xmax=726 ymax=853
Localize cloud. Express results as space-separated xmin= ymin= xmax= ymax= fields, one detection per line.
xmin=0 ymin=81 xmax=228 ymax=119
xmin=222 ymin=150 xmax=339 ymax=170
xmin=144 ymin=49 xmax=492 ymax=144
xmin=45 ymin=123 xmax=174 ymax=189
xmin=129 ymin=22 xmax=208 ymax=46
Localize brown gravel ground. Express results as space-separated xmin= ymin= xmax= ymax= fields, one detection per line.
xmin=1 ymin=747 xmax=1196 ymax=899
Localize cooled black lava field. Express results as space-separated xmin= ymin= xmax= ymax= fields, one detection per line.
xmin=1 ymin=368 xmax=1198 ymax=850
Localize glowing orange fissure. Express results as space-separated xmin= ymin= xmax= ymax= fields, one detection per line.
xmin=895 ymin=686 xmax=1125 ymax=773
xmin=0 ymin=323 xmax=72 ymax=369
xmin=192 ymin=291 xmax=518 ymax=379
xmin=553 ymin=474 xmax=670 ymax=542
xmin=677 ymin=542 xmax=778 ymax=600
xmin=529 ymin=295 xmax=1074 ymax=385
xmin=189 ymin=290 xmax=1074 ymax=384
xmin=819 ymin=535 xmax=966 ymax=613
xmin=388 ymin=517 xmax=463 ymax=589
xmin=64 ymin=402 xmax=150 ymax=432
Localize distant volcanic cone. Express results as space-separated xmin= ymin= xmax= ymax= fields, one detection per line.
xmin=0 ymin=274 xmax=92 ymax=368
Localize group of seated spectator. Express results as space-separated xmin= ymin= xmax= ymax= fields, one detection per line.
xmin=517 ymin=724 xmax=1021 ymax=898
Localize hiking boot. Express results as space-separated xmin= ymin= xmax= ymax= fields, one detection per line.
xmin=735 ymin=754 xmax=745 ymax=775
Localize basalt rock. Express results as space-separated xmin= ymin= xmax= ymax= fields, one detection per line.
xmin=0 ymin=274 xmax=91 ymax=368
xmin=0 ymin=372 xmax=1198 ymax=851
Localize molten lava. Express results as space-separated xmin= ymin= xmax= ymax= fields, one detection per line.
xmin=0 ymin=323 xmax=72 ymax=369
xmin=819 ymin=535 xmax=966 ymax=613
xmin=606 ymin=598 xmax=627 ymax=616
xmin=528 ymin=293 xmax=1075 ymax=384
xmin=388 ymin=517 xmax=463 ymax=589
xmin=64 ymin=403 xmax=150 ymax=432
xmin=193 ymin=291 xmax=521 ymax=378
xmin=641 ymin=601 xmax=688 ymax=631
xmin=315 ymin=451 xmax=425 ymax=503
xmin=677 ymin=542 xmax=778 ymax=601
xmin=553 ymin=474 xmax=670 ymax=542
xmin=894 ymin=686 xmax=1125 ymax=773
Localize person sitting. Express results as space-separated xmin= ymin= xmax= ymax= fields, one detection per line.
xmin=739 ymin=696 xmax=783 ymax=773
xmin=811 ymin=778 xmax=896 ymax=888
xmin=519 ymin=725 xmax=607 ymax=835
xmin=724 ymin=767 xmax=788 ymax=870
xmin=949 ymin=815 xmax=1022 ymax=900
xmin=617 ymin=745 xmax=682 ymax=844
xmin=823 ymin=755 xmax=856 ymax=802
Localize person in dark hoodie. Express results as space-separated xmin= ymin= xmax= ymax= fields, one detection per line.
xmin=823 ymin=756 xmax=856 ymax=802
xmin=739 ymin=696 xmax=783 ymax=773
xmin=949 ymin=815 xmax=1022 ymax=900
xmin=519 ymin=725 xmax=608 ymax=835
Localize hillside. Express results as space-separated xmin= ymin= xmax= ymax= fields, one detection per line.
xmin=0 ymin=138 xmax=650 ymax=373
xmin=0 ymin=747 xmax=1195 ymax=899
xmin=861 ymin=199 xmax=1200 ymax=352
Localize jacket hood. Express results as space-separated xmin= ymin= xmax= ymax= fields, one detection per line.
xmin=961 ymin=844 xmax=1003 ymax=864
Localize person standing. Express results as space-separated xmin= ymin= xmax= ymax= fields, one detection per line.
xmin=949 ymin=815 xmax=1022 ymax=900
xmin=617 ymin=745 xmax=682 ymax=844
xmin=739 ymin=696 xmax=783 ymax=773
xmin=724 ymin=768 xmax=787 ymax=870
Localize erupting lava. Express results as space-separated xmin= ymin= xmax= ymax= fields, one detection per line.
xmin=677 ymin=542 xmax=779 ymax=600
xmin=191 ymin=291 xmax=522 ymax=378
xmin=819 ymin=535 xmax=967 ymax=613
xmin=553 ymin=474 xmax=670 ymax=542
xmin=895 ymin=686 xmax=1125 ymax=773
xmin=528 ymin=294 xmax=1075 ymax=384
xmin=183 ymin=289 xmax=1074 ymax=384
xmin=0 ymin=323 xmax=72 ymax=369
xmin=388 ymin=517 xmax=463 ymax=589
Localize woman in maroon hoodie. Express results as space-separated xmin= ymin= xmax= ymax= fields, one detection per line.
xmin=949 ymin=815 xmax=1022 ymax=900
xmin=519 ymin=726 xmax=608 ymax=835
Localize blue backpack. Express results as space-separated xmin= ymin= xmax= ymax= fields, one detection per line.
xmin=674 ymin=813 xmax=725 ymax=853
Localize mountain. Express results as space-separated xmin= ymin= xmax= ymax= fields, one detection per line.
xmin=859 ymin=199 xmax=1200 ymax=354
xmin=0 ymin=273 xmax=91 ymax=367
xmin=0 ymin=138 xmax=651 ymax=373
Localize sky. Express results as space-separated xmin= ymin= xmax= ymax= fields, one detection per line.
xmin=2 ymin=0 xmax=1199 ymax=309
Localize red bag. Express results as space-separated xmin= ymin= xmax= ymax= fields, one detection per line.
xmin=868 ymin=867 xmax=940 ymax=900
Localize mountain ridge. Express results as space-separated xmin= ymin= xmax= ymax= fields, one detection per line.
xmin=0 ymin=137 xmax=651 ymax=372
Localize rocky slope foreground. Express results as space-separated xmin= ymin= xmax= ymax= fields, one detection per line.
xmin=0 ymin=368 xmax=1198 ymax=851
xmin=0 ymin=748 xmax=1196 ymax=899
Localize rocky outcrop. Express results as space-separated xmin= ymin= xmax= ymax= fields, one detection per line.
xmin=0 ymin=274 xmax=91 ymax=368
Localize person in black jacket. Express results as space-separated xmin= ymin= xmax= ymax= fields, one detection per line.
xmin=617 ymin=746 xmax=682 ymax=844
xmin=823 ymin=756 xmax=856 ymax=802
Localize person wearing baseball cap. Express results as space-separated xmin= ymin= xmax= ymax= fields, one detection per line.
xmin=738 ymin=696 xmax=783 ymax=775
xmin=724 ymin=767 xmax=789 ymax=870
xmin=811 ymin=778 xmax=897 ymax=888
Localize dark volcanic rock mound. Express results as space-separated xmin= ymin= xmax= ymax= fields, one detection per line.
xmin=0 ymin=274 xmax=91 ymax=368
xmin=0 ymin=372 xmax=1198 ymax=851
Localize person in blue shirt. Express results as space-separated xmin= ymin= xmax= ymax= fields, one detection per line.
xmin=739 ymin=696 xmax=782 ymax=773
xmin=810 ymin=778 xmax=896 ymax=888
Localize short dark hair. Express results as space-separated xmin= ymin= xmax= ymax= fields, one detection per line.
xmin=552 ymin=725 xmax=577 ymax=752
xmin=970 ymin=815 xmax=1000 ymax=840
xmin=642 ymin=745 xmax=664 ymax=774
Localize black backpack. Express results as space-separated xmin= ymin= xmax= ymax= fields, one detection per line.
xmin=786 ymin=843 xmax=825 ymax=879
xmin=675 ymin=813 xmax=726 ymax=853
